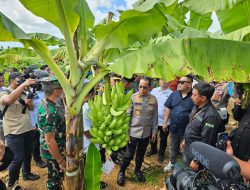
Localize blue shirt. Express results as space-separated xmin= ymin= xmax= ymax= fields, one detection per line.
xmin=164 ymin=90 xmax=194 ymax=135
xmin=30 ymin=91 xmax=44 ymax=128
xmin=150 ymin=87 xmax=172 ymax=126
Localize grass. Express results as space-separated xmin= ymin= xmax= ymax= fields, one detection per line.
xmin=129 ymin=166 xmax=165 ymax=185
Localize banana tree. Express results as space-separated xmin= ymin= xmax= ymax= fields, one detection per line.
xmin=1 ymin=0 xmax=250 ymax=189
xmin=0 ymin=1 xmax=169 ymax=189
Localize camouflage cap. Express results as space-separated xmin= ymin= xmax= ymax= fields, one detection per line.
xmin=40 ymin=76 xmax=62 ymax=90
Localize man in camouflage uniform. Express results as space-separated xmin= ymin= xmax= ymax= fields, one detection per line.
xmin=37 ymin=77 xmax=66 ymax=190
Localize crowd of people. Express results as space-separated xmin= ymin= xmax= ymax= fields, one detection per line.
xmin=0 ymin=65 xmax=249 ymax=190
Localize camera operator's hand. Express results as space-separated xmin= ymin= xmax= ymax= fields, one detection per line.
xmin=226 ymin=141 xmax=234 ymax=156
xmin=20 ymin=78 xmax=36 ymax=88
xmin=25 ymin=98 xmax=33 ymax=105
xmin=190 ymin=160 xmax=199 ymax=171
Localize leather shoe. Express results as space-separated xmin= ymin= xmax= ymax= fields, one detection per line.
xmin=134 ymin=170 xmax=146 ymax=182
xmin=146 ymin=149 xmax=157 ymax=157
xmin=36 ymin=160 xmax=47 ymax=168
xmin=117 ymin=171 xmax=125 ymax=186
xmin=100 ymin=181 xmax=108 ymax=189
xmin=23 ymin=173 xmax=40 ymax=181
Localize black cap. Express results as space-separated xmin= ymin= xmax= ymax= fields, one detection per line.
xmin=9 ymin=72 xmax=22 ymax=81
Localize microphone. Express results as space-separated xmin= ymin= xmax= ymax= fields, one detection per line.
xmin=190 ymin=142 xmax=241 ymax=180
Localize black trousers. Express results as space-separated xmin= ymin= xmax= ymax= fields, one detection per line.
xmin=6 ymin=131 xmax=33 ymax=187
xmin=32 ymin=129 xmax=42 ymax=163
xmin=120 ymin=136 xmax=149 ymax=172
xmin=149 ymin=126 xmax=169 ymax=156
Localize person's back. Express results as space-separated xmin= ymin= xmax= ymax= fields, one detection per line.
xmin=231 ymin=101 xmax=250 ymax=161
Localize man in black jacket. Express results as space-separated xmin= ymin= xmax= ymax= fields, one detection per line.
xmin=182 ymin=83 xmax=223 ymax=170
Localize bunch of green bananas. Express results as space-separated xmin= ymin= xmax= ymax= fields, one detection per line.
xmin=87 ymin=81 xmax=133 ymax=154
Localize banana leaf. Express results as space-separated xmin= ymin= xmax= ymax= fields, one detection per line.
xmin=188 ymin=11 xmax=212 ymax=30
xmin=217 ymin=0 xmax=250 ymax=33
xmin=133 ymin=0 xmax=176 ymax=12
xmin=108 ymin=38 xmax=250 ymax=83
xmin=0 ymin=47 xmax=36 ymax=57
xmin=0 ymin=11 xmax=75 ymax=103
xmin=19 ymin=0 xmax=79 ymax=35
xmin=84 ymin=143 xmax=102 ymax=190
xmin=183 ymin=0 xmax=244 ymax=15
xmin=94 ymin=7 xmax=167 ymax=49
xmin=27 ymin=33 xmax=65 ymax=46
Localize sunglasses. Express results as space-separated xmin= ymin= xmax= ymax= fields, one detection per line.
xmin=139 ymin=85 xmax=148 ymax=90
xmin=178 ymin=81 xmax=191 ymax=84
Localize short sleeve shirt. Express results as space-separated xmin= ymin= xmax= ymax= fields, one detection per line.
xmin=164 ymin=90 xmax=194 ymax=135
xmin=0 ymin=87 xmax=32 ymax=136
xmin=37 ymin=98 xmax=66 ymax=160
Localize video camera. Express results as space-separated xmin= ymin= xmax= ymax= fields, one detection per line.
xmin=165 ymin=142 xmax=248 ymax=190
xmin=18 ymin=74 xmax=41 ymax=114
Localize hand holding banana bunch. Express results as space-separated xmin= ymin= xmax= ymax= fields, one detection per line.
xmin=87 ymin=81 xmax=133 ymax=154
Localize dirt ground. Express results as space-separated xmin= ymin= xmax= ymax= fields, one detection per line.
xmin=0 ymin=99 xmax=238 ymax=190
xmin=0 ymin=152 xmax=169 ymax=190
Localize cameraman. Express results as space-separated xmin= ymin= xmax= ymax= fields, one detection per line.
xmin=226 ymin=97 xmax=250 ymax=181
xmin=0 ymin=72 xmax=40 ymax=189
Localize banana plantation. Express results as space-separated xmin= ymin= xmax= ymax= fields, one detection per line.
xmin=0 ymin=0 xmax=250 ymax=190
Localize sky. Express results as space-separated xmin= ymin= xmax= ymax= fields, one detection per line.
xmin=0 ymin=0 xmax=220 ymax=48
xmin=0 ymin=0 xmax=137 ymax=48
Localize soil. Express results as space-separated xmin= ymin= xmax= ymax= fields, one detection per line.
xmin=0 ymin=99 xmax=238 ymax=190
xmin=0 ymin=154 xmax=169 ymax=190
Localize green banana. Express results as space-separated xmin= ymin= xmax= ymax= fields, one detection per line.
xmin=98 ymin=111 xmax=105 ymax=123
xmin=105 ymin=130 xmax=113 ymax=136
xmin=97 ymin=130 xmax=104 ymax=139
xmin=112 ymin=146 xmax=119 ymax=151
xmin=112 ymin=94 xmax=119 ymax=109
xmin=85 ymin=79 xmax=132 ymax=154
xmin=108 ymin=118 xmax=118 ymax=129
xmin=104 ymin=114 xmax=112 ymax=125
xmin=104 ymin=136 xmax=111 ymax=143
xmin=111 ymin=85 xmax=116 ymax=100
xmin=102 ymin=90 xmax=107 ymax=106
xmin=89 ymin=128 xmax=98 ymax=138
xmin=110 ymin=107 xmax=123 ymax=117
xmin=100 ymin=123 xmax=106 ymax=131
xmin=90 ymin=137 xmax=104 ymax=144
xmin=113 ymin=129 xmax=123 ymax=136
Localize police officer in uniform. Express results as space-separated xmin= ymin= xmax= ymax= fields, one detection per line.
xmin=182 ymin=83 xmax=223 ymax=171
xmin=117 ymin=76 xmax=158 ymax=186
xmin=37 ymin=77 xmax=66 ymax=190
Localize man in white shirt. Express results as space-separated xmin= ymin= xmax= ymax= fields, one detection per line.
xmin=146 ymin=79 xmax=173 ymax=163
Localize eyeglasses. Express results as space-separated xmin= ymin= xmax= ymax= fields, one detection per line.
xmin=139 ymin=85 xmax=148 ymax=90
xmin=178 ymin=81 xmax=191 ymax=84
